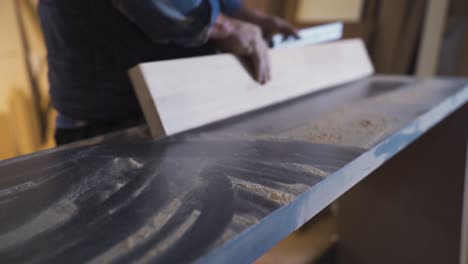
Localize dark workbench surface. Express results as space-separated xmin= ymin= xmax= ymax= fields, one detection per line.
xmin=1 ymin=75 xmax=467 ymax=263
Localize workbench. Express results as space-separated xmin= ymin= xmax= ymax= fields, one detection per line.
xmin=1 ymin=75 xmax=467 ymax=263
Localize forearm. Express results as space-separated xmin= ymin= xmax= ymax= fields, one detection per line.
xmin=230 ymin=5 xmax=268 ymax=27
xmin=113 ymin=0 xmax=219 ymax=47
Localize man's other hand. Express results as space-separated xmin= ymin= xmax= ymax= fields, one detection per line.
xmin=230 ymin=7 xmax=299 ymax=47
xmin=259 ymin=16 xmax=299 ymax=46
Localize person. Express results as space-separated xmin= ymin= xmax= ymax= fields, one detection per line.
xmin=38 ymin=0 xmax=298 ymax=145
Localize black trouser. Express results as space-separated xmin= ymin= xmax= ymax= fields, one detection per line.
xmin=54 ymin=120 xmax=143 ymax=146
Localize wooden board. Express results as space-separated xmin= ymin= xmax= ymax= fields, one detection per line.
xmin=129 ymin=39 xmax=374 ymax=138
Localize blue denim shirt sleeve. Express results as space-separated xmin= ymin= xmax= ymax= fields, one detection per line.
xmin=221 ymin=0 xmax=242 ymax=15
xmin=112 ymin=0 xmax=242 ymax=47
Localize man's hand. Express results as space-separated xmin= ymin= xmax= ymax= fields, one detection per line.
xmin=231 ymin=7 xmax=299 ymax=46
xmin=209 ymin=14 xmax=270 ymax=84
xmin=258 ymin=16 xmax=299 ymax=46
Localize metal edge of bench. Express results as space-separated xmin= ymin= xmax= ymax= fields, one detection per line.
xmin=196 ymin=84 xmax=468 ymax=264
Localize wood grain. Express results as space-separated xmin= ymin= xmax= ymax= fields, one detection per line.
xmin=129 ymin=39 xmax=374 ymax=138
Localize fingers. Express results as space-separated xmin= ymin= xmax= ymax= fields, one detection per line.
xmin=250 ymin=40 xmax=270 ymax=84
xmin=266 ymin=17 xmax=299 ymax=41
xmin=284 ymin=24 xmax=300 ymax=39
xmin=210 ymin=17 xmax=271 ymax=84
xmin=262 ymin=40 xmax=271 ymax=82
xmin=251 ymin=51 xmax=262 ymax=83
xmin=264 ymin=46 xmax=271 ymax=82
xmin=249 ymin=25 xmax=270 ymax=84
xmin=278 ymin=22 xmax=299 ymax=40
xmin=265 ymin=32 xmax=274 ymax=48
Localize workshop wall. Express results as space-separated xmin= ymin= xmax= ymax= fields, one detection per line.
xmin=296 ymin=0 xmax=364 ymax=22
xmin=438 ymin=0 xmax=468 ymax=76
xmin=272 ymin=0 xmax=427 ymax=74
xmin=0 ymin=0 xmax=55 ymax=160
xmin=249 ymin=0 xmax=468 ymax=77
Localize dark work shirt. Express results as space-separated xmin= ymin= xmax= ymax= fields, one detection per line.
xmin=38 ymin=0 xmax=241 ymax=125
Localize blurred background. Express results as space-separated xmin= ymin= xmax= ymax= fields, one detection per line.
xmin=1 ymin=1 xmax=467 ymax=263
xmin=0 ymin=0 xmax=467 ymax=160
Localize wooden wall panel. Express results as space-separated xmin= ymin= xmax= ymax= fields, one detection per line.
xmin=438 ymin=0 xmax=468 ymax=77
xmin=296 ymin=0 xmax=364 ymax=23
xmin=0 ymin=114 xmax=17 ymax=160
xmin=370 ymin=0 xmax=426 ymax=74
xmin=0 ymin=0 xmax=49 ymax=158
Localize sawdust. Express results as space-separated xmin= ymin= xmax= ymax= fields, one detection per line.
xmin=229 ymin=177 xmax=295 ymax=205
xmin=95 ymin=164 xmax=209 ymax=262
xmin=359 ymin=119 xmax=372 ymax=128
xmin=281 ymin=105 xmax=396 ymax=148
xmin=312 ymin=132 xmax=344 ymax=145
xmin=90 ymin=197 xmax=184 ymax=264
xmin=273 ymin=81 xmax=453 ymax=149
xmin=215 ymin=228 xmax=238 ymax=246
xmin=0 ymin=156 xmax=150 ymax=252
xmin=0 ymin=200 xmax=78 ymax=250
xmin=272 ymin=182 xmax=311 ymax=196
xmin=135 ymin=210 xmax=201 ymax=264
xmin=232 ymin=214 xmax=259 ymax=227
xmin=129 ymin=158 xmax=144 ymax=169
xmin=186 ymin=132 xmax=291 ymax=142
xmin=188 ymin=86 xmax=432 ymax=148
xmin=287 ymin=163 xmax=328 ymax=177
xmin=376 ymin=87 xmax=427 ymax=104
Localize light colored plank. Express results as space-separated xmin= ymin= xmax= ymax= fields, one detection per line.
xmin=129 ymin=39 xmax=374 ymax=138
